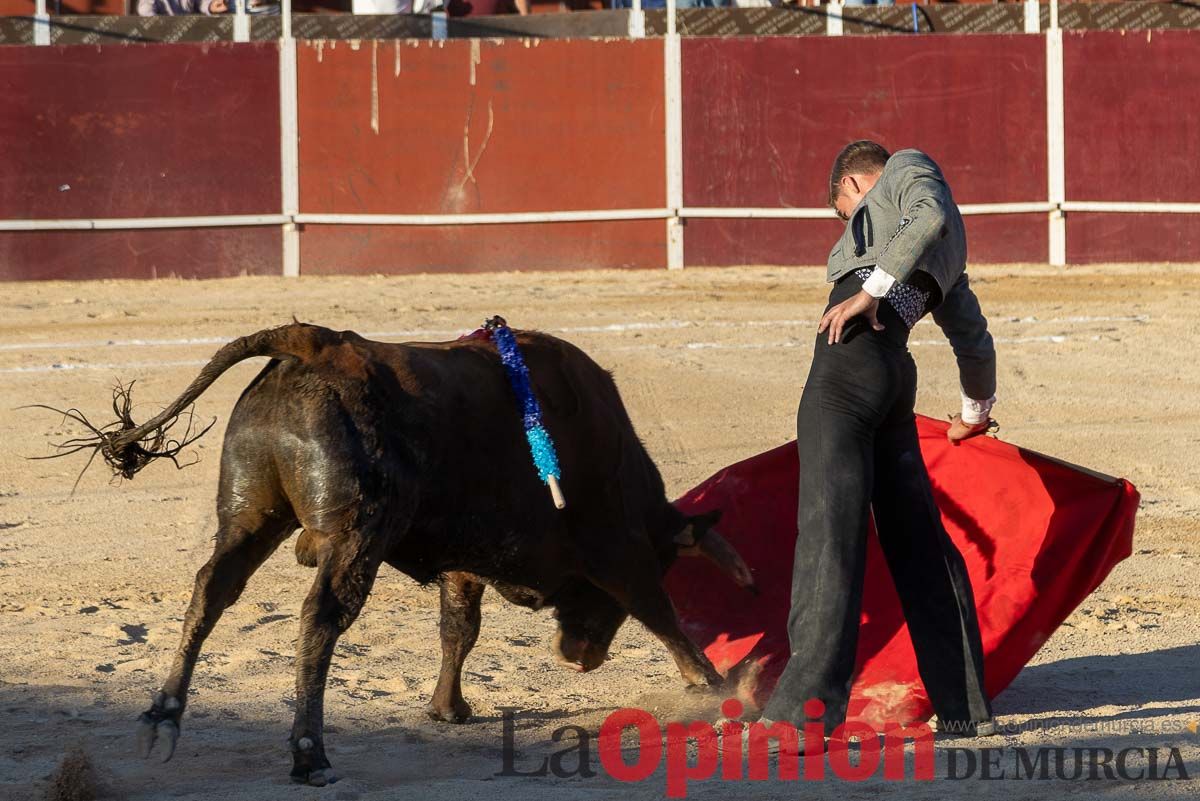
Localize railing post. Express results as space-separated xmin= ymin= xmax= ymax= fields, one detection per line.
xmin=628 ymin=0 xmax=645 ymax=39
xmin=1024 ymin=0 xmax=1039 ymax=34
xmin=827 ymin=0 xmax=843 ymax=37
xmin=1046 ymin=26 xmax=1066 ymax=266
xmin=233 ymin=0 xmax=250 ymax=43
xmin=280 ymin=0 xmax=300 ymax=277
xmin=33 ymin=0 xmax=50 ymax=45
xmin=664 ymin=0 xmax=683 ymax=270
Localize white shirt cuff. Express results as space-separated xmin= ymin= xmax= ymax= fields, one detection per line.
xmin=861 ymin=268 xmax=896 ymax=299
xmin=960 ymin=392 xmax=996 ymax=426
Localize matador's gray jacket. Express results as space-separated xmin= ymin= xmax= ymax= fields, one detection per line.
xmin=826 ymin=148 xmax=996 ymax=400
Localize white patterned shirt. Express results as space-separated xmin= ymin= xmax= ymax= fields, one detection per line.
xmin=858 ymin=266 xmax=995 ymax=424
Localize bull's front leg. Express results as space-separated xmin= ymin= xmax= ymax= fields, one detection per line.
xmin=289 ymin=540 xmax=382 ymax=786
xmin=427 ymin=572 xmax=485 ymax=724
xmin=620 ymin=586 xmax=724 ymax=690
xmin=584 ymin=543 xmax=724 ymax=690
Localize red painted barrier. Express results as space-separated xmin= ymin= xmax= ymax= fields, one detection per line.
xmin=4 ymin=32 xmax=1200 ymax=280
xmin=0 ymin=43 xmax=281 ymax=279
xmin=1063 ymin=30 xmax=1200 ymax=263
xmin=680 ymin=35 xmax=1048 ymax=266
xmin=296 ymin=38 xmax=666 ymax=273
xmin=0 ymin=43 xmax=281 ymax=220
xmin=299 ymin=220 xmax=665 ymax=274
xmin=0 ymin=228 xmax=280 ymax=281
xmin=1064 ymin=213 xmax=1196 ymax=265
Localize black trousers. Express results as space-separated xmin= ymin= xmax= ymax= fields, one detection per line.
xmin=761 ymin=298 xmax=992 ymax=735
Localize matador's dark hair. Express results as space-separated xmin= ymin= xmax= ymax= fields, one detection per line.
xmin=828 ymin=140 xmax=891 ymax=208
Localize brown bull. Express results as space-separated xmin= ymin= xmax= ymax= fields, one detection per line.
xmin=49 ymin=322 xmax=755 ymax=785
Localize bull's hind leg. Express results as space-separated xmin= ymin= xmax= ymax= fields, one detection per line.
xmin=289 ymin=534 xmax=383 ymax=786
xmin=426 ymin=572 xmax=485 ymax=724
xmin=584 ymin=541 xmax=723 ymax=690
xmin=138 ymin=514 xmax=294 ymax=761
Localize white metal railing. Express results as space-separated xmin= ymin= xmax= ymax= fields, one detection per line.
xmin=0 ymin=214 xmax=289 ymax=232
xmin=294 ymin=209 xmax=674 ymax=225
xmin=7 ymin=202 xmax=1188 ymax=232
xmin=1062 ymin=201 xmax=1200 ymax=214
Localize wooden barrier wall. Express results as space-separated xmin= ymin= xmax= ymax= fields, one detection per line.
xmin=0 ymin=43 xmax=282 ymax=280
xmin=1063 ymin=30 xmax=1200 ymax=263
xmin=2 ymin=32 xmax=1198 ymax=279
xmin=680 ymin=35 xmax=1048 ymax=267
xmin=296 ymin=38 xmax=666 ymax=274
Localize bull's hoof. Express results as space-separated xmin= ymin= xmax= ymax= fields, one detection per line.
xmin=684 ymin=669 xmax=725 ymax=693
xmin=552 ymin=655 xmax=588 ymax=673
xmin=426 ymin=699 xmax=473 ymax=724
xmin=685 ymin=681 xmax=722 ymax=694
xmin=136 ymin=692 xmax=182 ymax=762
xmin=291 ymin=767 xmax=336 ymax=787
xmin=290 ymin=735 xmax=335 ymax=786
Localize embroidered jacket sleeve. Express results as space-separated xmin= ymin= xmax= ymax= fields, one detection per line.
xmin=932 ymin=272 xmax=997 ymax=423
xmin=873 ymin=153 xmax=953 ymax=286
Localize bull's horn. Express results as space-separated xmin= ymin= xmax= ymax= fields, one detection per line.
xmin=678 ymin=527 xmax=758 ymax=595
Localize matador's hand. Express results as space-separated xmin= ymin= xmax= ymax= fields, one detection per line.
xmin=817 ymin=289 xmax=884 ymax=345
xmin=947 ymin=413 xmax=991 ymax=444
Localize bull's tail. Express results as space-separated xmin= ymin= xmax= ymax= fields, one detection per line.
xmin=27 ymin=322 xmax=328 ymax=485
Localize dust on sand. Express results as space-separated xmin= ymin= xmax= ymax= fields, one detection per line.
xmin=1 ymin=264 xmax=1197 ymax=799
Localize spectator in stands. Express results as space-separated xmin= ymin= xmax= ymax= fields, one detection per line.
xmin=138 ymin=0 xmax=227 ymax=14
xmin=610 ymin=0 xmax=731 ymax=8
xmin=446 ymin=0 xmax=528 ymax=15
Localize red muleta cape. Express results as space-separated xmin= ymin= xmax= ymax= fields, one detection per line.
xmin=667 ymin=414 xmax=1138 ymax=728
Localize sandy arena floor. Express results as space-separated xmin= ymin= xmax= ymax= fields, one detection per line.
xmin=0 ymin=264 xmax=1198 ymax=800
